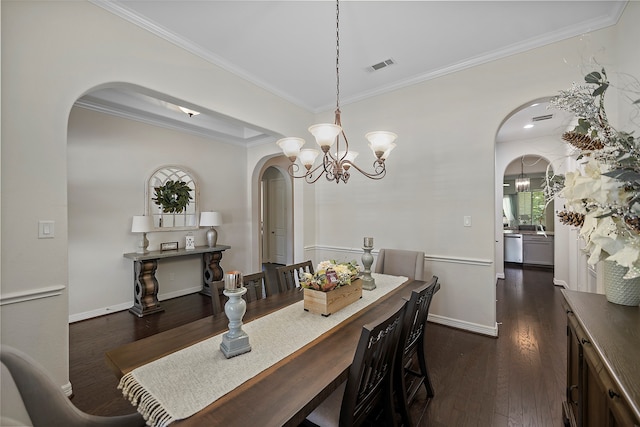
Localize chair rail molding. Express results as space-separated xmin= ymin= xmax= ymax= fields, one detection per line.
xmin=306 ymin=245 xmax=492 ymax=267
xmin=0 ymin=285 xmax=66 ymax=306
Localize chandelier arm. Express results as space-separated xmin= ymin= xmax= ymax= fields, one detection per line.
xmin=286 ymin=162 xmax=326 ymax=182
xmin=343 ymin=160 xmax=387 ymax=180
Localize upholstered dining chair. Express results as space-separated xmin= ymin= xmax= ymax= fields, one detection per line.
xmin=374 ymin=249 xmax=425 ymax=280
xmin=275 ymin=261 xmax=314 ymax=293
xmin=303 ymin=299 xmax=408 ymax=427
xmin=242 ymin=271 xmax=269 ymax=303
xmin=0 ymin=345 xmax=145 ymax=427
xmin=394 ymin=276 xmax=440 ymax=426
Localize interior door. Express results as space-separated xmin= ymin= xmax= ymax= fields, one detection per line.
xmin=264 ymin=169 xmax=287 ymax=264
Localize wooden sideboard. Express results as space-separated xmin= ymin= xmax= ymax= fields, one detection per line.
xmin=561 ymin=289 xmax=640 ymax=427
xmin=123 ymin=245 xmax=230 ymax=317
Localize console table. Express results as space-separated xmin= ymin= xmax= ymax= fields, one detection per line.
xmin=123 ymin=245 xmax=230 ymax=317
xmin=561 ymin=289 xmax=640 ymax=426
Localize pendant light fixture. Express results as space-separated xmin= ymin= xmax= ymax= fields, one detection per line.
xmin=515 ymin=156 xmax=530 ymax=192
xmin=276 ymin=0 xmax=397 ymax=184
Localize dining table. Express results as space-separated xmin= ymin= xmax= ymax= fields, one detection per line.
xmin=105 ymin=274 xmax=425 ymax=427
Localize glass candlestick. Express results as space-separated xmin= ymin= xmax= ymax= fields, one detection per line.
xmin=361 ymin=243 xmax=376 ymax=291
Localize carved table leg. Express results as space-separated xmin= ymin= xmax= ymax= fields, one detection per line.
xmin=202 ymin=251 xmax=224 ymax=297
xmin=129 ymin=259 xmax=164 ymax=317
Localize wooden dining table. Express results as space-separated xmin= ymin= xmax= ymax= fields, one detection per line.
xmin=105 ymin=277 xmax=424 ymax=427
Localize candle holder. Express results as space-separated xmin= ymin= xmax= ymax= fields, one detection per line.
xmin=361 ymin=237 xmax=376 ymax=291
xmin=220 ymin=271 xmax=251 ymax=358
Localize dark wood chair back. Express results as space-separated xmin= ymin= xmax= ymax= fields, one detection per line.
xmin=210 ymin=282 xmax=224 ymax=315
xmin=242 ymin=271 xmax=268 ymax=303
xmin=342 ymin=299 xmax=407 ymax=427
xmin=275 ymin=261 xmax=314 ymax=293
xmin=395 ymin=276 xmax=440 ymax=426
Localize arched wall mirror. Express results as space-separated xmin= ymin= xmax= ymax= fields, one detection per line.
xmin=145 ymin=165 xmax=199 ymax=230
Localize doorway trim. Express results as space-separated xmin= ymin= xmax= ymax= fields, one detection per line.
xmin=251 ymin=155 xmax=294 ymax=271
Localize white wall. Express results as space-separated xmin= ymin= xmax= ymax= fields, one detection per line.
xmin=305 ymin=19 xmax=637 ymax=336
xmin=67 ymin=107 xmax=252 ymax=320
xmin=2 ymin=0 xmax=640 ymax=422
xmin=1 ymin=1 xmax=310 ymax=420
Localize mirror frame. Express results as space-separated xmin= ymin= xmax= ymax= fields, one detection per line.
xmin=145 ymin=165 xmax=199 ymax=231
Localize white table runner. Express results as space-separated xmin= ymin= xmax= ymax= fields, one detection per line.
xmin=118 ymin=274 xmax=407 ymax=427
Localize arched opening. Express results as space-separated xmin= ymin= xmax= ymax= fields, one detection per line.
xmin=494 ymin=97 xmax=574 ymax=279
xmin=252 ymin=156 xmax=294 ymax=270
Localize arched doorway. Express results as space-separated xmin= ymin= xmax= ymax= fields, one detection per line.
xmin=262 ymin=166 xmax=289 ymax=265
xmin=254 ymin=156 xmax=294 ymax=270
xmin=494 ymin=97 xmax=574 ymax=279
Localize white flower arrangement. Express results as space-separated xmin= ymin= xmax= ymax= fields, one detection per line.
xmin=548 ymin=69 xmax=640 ymax=278
xmin=300 ymin=260 xmax=361 ymax=292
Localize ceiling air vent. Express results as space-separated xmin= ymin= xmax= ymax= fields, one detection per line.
xmin=532 ymin=114 xmax=553 ymax=122
xmin=369 ymin=58 xmax=395 ymax=71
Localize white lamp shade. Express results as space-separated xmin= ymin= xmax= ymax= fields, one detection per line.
xmin=365 ymin=131 xmax=397 ymax=155
xmin=277 ymin=137 xmax=305 ymax=158
xmin=308 ymin=124 xmax=341 ymax=149
xmin=131 ymin=215 xmax=152 ymax=232
xmin=337 ymin=150 xmax=359 ymax=163
xmin=298 ymin=149 xmax=320 ymax=168
xmin=380 ymin=142 xmax=396 ymax=160
xmin=200 ymin=211 xmax=222 ymax=227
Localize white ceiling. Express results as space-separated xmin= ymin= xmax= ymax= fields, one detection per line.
xmin=79 ymin=0 xmax=626 ymax=145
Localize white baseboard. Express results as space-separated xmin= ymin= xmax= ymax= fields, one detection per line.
xmin=553 ymin=278 xmax=567 ymax=288
xmin=62 ymin=381 xmax=73 ymax=397
xmin=496 ymin=272 xmax=505 ymax=280
xmin=68 ymin=286 xmax=202 ymax=323
xmin=428 ymin=313 xmax=498 ymax=337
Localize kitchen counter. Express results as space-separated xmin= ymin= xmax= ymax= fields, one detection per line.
xmin=503 ymin=229 xmax=554 ymax=236
xmin=503 ymin=230 xmax=554 ymax=266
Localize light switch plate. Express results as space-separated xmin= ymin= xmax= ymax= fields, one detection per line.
xmin=38 ymin=220 xmax=55 ymax=238
xmin=463 ymin=216 xmax=472 ymax=227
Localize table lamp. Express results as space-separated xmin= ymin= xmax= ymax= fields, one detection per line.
xmin=131 ymin=215 xmax=153 ymax=253
xmin=200 ymin=211 xmax=222 ymax=247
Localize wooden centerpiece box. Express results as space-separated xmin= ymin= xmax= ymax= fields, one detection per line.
xmin=304 ymin=278 xmax=362 ymax=316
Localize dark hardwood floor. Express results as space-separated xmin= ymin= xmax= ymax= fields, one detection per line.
xmin=69 ymin=264 xmax=566 ymax=426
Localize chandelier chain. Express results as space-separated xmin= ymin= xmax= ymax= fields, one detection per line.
xmin=335 ymin=0 xmax=340 ymax=111
xmin=276 ymin=0 xmax=396 ymax=184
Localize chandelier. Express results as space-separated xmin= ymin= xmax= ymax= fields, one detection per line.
xmin=276 ymin=0 xmax=397 ymax=184
xmin=515 ymin=156 xmax=530 ymax=192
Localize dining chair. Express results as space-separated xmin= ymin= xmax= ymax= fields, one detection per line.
xmin=303 ymin=299 xmax=408 ymax=427
xmin=0 ymin=345 xmax=146 ymax=427
xmin=394 ymin=276 xmax=440 ymax=426
xmin=275 ymin=260 xmax=314 ymax=293
xmin=242 ymin=271 xmax=269 ymax=302
xmin=374 ymin=249 xmax=425 ymax=280
xmin=210 ymin=282 xmax=225 ymax=315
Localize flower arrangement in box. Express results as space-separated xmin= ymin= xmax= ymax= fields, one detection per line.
xmin=546 ymin=69 xmax=640 ymax=279
xmin=300 ymin=260 xmax=361 ymax=292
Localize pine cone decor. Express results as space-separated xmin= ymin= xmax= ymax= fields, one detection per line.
xmin=625 ymin=215 xmax=640 ymax=233
xmin=561 ymin=131 xmax=604 ymax=151
xmin=557 ymin=210 xmax=585 ymax=227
